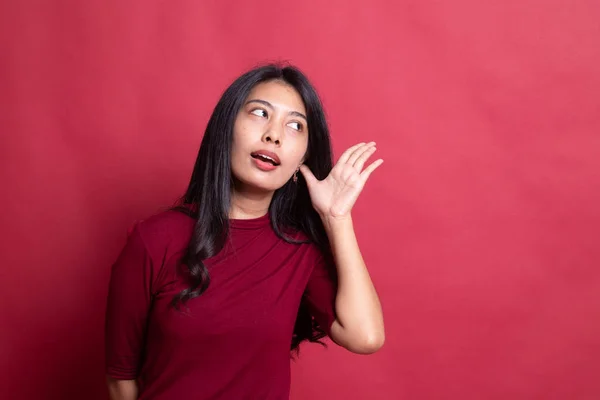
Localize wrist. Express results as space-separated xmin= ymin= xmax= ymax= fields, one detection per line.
xmin=320 ymin=213 xmax=354 ymax=234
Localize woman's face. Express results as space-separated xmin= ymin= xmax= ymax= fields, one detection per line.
xmin=231 ymin=80 xmax=309 ymax=193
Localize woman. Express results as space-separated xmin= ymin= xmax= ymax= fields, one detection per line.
xmin=105 ymin=64 xmax=385 ymax=400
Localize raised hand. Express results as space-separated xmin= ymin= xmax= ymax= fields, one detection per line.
xmin=299 ymin=142 xmax=383 ymax=220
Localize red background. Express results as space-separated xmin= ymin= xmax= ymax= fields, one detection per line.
xmin=1 ymin=1 xmax=599 ymax=399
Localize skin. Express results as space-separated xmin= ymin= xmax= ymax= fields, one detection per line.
xmin=230 ymin=80 xmax=309 ymax=217
xmin=108 ymin=80 xmax=385 ymax=400
xmin=107 ymin=378 xmax=138 ymax=400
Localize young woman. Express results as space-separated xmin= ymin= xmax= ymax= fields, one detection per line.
xmin=105 ymin=64 xmax=385 ymax=400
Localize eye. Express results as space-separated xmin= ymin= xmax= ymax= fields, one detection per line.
xmin=250 ymin=108 xmax=268 ymax=118
xmin=287 ymin=121 xmax=304 ymax=131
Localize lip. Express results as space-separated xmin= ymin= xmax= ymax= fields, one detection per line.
xmin=252 ymin=157 xmax=278 ymax=172
xmin=250 ymin=149 xmax=281 ymax=165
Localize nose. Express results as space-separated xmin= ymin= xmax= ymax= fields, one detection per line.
xmin=262 ymin=125 xmax=282 ymax=146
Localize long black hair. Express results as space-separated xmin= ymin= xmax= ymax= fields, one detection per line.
xmin=172 ymin=64 xmax=334 ymax=353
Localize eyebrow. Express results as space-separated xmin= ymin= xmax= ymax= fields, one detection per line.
xmin=246 ymin=99 xmax=307 ymax=121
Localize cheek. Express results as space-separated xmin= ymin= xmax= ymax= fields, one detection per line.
xmin=297 ymin=135 xmax=309 ymax=159
xmin=286 ymin=137 xmax=309 ymax=167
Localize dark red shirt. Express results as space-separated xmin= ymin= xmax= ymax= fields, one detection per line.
xmin=105 ymin=210 xmax=336 ymax=399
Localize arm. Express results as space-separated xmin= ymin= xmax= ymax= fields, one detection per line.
xmin=105 ymin=224 xmax=153 ymax=396
xmin=106 ymin=377 xmax=138 ymax=400
xmin=323 ymin=215 xmax=385 ymax=354
xmin=299 ymin=141 xmax=386 ymax=354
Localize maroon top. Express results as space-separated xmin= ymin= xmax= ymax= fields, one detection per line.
xmin=105 ymin=210 xmax=337 ymax=400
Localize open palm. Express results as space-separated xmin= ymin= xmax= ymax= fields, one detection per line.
xmin=300 ymin=142 xmax=383 ymax=219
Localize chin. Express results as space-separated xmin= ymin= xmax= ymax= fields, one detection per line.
xmin=235 ymin=174 xmax=286 ymax=194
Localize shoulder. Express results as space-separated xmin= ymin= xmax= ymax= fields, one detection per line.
xmin=278 ymin=224 xmax=311 ymax=242
xmin=278 ymin=227 xmax=328 ymax=265
xmin=132 ymin=209 xmax=196 ymax=254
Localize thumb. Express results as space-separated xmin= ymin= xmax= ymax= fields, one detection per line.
xmin=298 ymin=164 xmax=318 ymax=186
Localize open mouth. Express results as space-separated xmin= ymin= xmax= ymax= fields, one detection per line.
xmin=251 ymin=152 xmax=280 ymax=166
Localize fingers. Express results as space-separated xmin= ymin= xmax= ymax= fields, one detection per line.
xmin=353 ymin=145 xmax=377 ymax=172
xmin=338 ymin=142 xmax=382 ymax=177
xmin=337 ymin=142 xmax=366 ymax=164
xmin=347 ymin=141 xmax=375 ymax=165
xmin=360 ymin=159 xmax=384 ymax=181
xmin=299 ymin=164 xmax=318 ymax=186
xmin=340 ymin=141 xmax=374 ymax=165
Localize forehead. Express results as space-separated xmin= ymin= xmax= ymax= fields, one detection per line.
xmin=247 ymin=80 xmax=306 ymax=114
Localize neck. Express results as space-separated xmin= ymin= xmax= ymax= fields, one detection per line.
xmin=229 ymin=183 xmax=274 ymax=220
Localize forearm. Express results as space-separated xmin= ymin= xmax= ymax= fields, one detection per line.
xmin=107 ymin=377 xmax=138 ymax=400
xmin=323 ymin=215 xmax=385 ymax=354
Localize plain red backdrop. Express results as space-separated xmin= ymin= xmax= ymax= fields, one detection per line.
xmin=1 ymin=1 xmax=599 ymax=399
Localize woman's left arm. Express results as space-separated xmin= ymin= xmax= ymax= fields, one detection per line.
xmin=323 ymin=215 xmax=385 ymax=354
xmin=300 ymin=141 xmax=386 ymax=354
